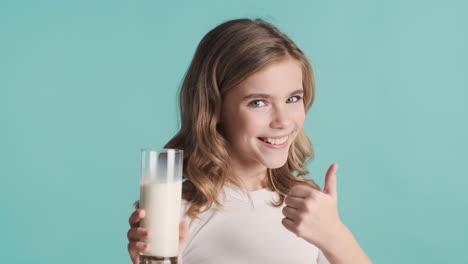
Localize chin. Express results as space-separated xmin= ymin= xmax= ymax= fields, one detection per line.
xmin=262 ymin=156 xmax=288 ymax=169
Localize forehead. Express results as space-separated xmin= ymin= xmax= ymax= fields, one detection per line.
xmin=235 ymin=58 xmax=303 ymax=96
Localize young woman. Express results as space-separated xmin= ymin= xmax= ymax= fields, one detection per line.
xmin=127 ymin=18 xmax=372 ymax=264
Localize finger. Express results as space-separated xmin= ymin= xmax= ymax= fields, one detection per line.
xmin=281 ymin=206 xmax=299 ymax=221
xmin=127 ymin=227 xmax=151 ymax=241
xmin=281 ymin=217 xmax=298 ymax=235
xmin=129 ymin=209 xmax=145 ymax=228
xmin=128 ymin=241 xmax=138 ymax=264
xmin=128 ymin=241 xmax=148 ymax=263
xmin=284 ymin=195 xmax=304 ymax=209
xmin=324 ymin=163 xmax=338 ymax=199
xmin=288 ymin=184 xmax=314 ymax=199
xmin=179 ymin=220 xmax=190 ymax=241
xmin=178 ymin=220 xmax=190 ymax=257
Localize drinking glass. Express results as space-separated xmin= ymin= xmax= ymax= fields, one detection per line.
xmin=139 ymin=149 xmax=183 ymax=264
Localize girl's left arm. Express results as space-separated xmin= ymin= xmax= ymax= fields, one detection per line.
xmin=281 ymin=163 xmax=373 ymax=264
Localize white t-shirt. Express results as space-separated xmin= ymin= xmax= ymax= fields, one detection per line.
xmin=180 ymin=182 xmax=330 ymax=264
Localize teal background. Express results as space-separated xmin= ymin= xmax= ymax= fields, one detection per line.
xmin=1 ymin=0 xmax=467 ymax=263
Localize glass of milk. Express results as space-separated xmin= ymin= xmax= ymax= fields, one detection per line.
xmin=139 ymin=149 xmax=183 ymax=264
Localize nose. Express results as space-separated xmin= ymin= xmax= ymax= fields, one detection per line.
xmin=269 ymin=105 xmax=292 ymax=129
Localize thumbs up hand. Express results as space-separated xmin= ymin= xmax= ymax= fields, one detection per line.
xmin=281 ymin=163 xmax=346 ymax=249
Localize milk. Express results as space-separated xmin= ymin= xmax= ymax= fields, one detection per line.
xmin=140 ymin=181 xmax=182 ymax=257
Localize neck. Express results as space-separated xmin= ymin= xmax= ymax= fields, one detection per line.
xmin=227 ymin=156 xmax=268 ymax=191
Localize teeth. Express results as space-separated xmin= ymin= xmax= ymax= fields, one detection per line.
xmin=264 ymin=135 xmax=288 ymax=145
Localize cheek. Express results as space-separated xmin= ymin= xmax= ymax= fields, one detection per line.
xmin=298 ymin=112 xmax=306 ymax=126
xmin=293 ymin=105 xmax=306 ymax=126
xmin=224 ymin=111 xmax=261 ymax=143
xmin=238 ymin=112 xmax=264 ymax=136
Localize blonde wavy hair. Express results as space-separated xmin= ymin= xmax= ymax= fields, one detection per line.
xmin=164 ymin=18 xmax=321 ymax=220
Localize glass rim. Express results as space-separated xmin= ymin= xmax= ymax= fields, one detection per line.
xmin=140 ymin=148 xmax=183 ymax=153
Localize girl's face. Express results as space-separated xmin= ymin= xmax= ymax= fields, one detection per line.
xmin=220 ymin=57 xmax=306 ymax=169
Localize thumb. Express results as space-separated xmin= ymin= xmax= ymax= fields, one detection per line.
xmin=324 ymin=163 xmax=338 ymax=199
xmin=178 ymin=220 xmax=190 ymax=256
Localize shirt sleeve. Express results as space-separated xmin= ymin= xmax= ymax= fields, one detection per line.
xmin=316 ymin=249 xmax=331 ymax=264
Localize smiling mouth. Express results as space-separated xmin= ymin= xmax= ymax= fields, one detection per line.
xmin=257 ymin=135 xmax=289 ymax=145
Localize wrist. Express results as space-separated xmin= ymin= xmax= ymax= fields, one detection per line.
xmin=321 ymin=222 xmax=350 ymax=251
xmin=319 ymin=224 xmax=372 ymax=264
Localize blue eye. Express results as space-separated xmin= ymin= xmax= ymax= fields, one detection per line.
xmin=248 ymin=100 xmax=266 ymax=107
xmin=287 ymin=96 xmax=302 ymax=103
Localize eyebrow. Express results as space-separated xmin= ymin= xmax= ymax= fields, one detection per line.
xmin=241 ymin=89 xmax=304 ymax=101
